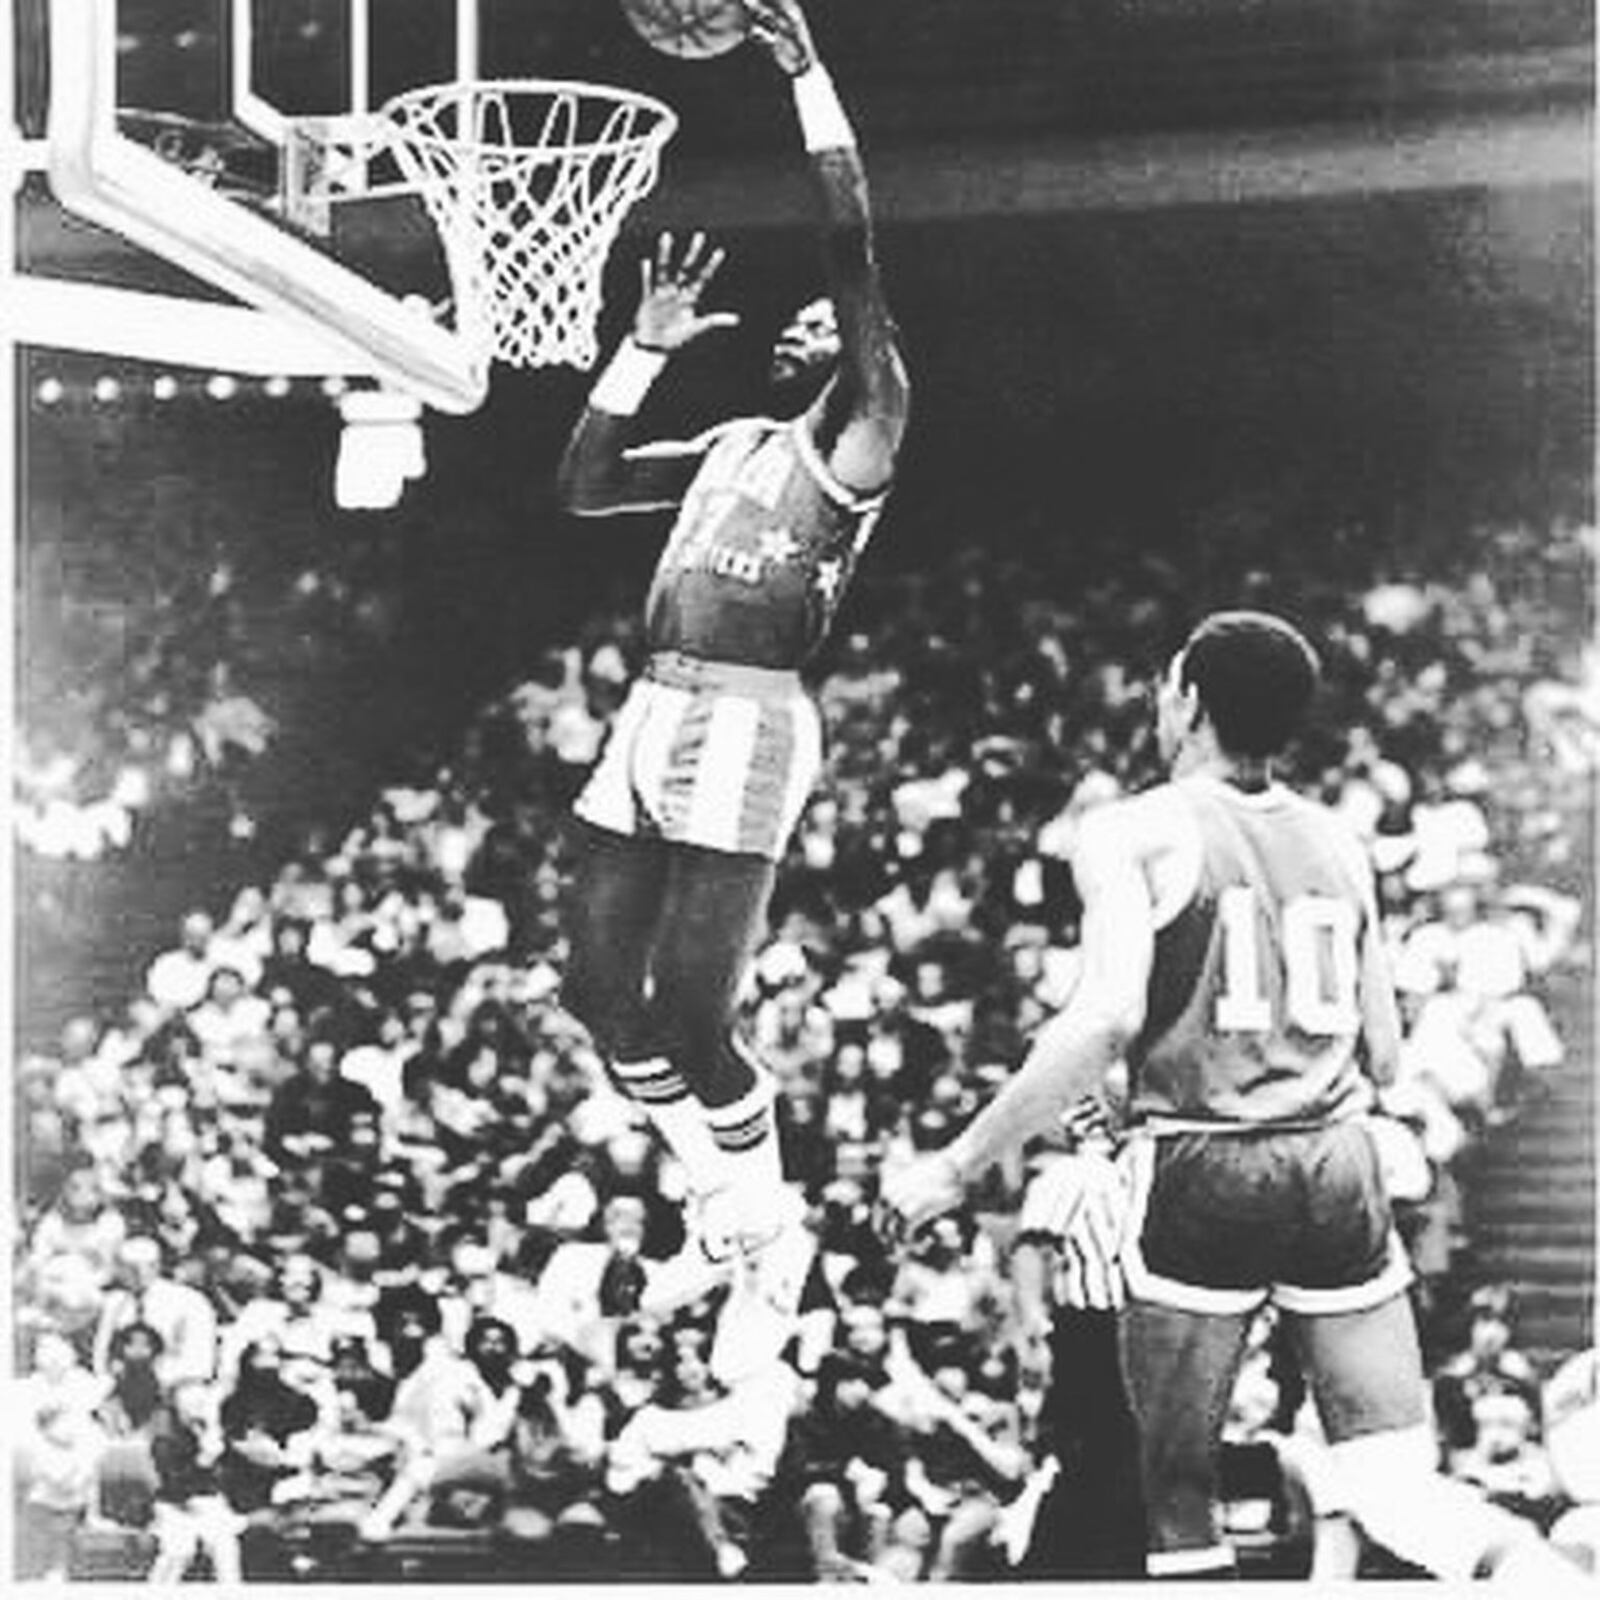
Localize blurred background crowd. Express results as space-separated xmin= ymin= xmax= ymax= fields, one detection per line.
xmin=14 ymin=0 xmax=1595 ymax=1580
xmin=12 ymin=486 xmax=1596 ymax=1580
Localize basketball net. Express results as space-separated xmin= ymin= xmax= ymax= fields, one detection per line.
xmin=378 ymin=80 xmax=678 ymax=372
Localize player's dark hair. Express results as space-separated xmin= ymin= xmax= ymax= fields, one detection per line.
xmin=1179 ymin=611 xmax=1321 ymax=758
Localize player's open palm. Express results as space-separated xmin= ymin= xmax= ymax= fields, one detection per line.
xmin=634 ymin=232 xmax=739 ymax=352
xmin=743 ymin=0 xmax=817 ymax=77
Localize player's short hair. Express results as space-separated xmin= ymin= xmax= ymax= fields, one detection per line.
xmin=1178 ymin=610 xmax=1321 ymax=758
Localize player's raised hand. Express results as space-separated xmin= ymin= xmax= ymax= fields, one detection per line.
xmin=743 ymin=0 xmax=818 ymax=77
xmin=633 ymin=232 xmax=740 ymax=353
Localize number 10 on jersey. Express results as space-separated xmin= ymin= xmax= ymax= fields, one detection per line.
xmin=1215 ymin=887 xmax=1361 ymax=1037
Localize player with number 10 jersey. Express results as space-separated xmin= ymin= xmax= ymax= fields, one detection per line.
xmin=1126 ymin=771 xmax=1392 ymax=1130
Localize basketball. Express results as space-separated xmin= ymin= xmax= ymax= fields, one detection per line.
xmin=621 ymin=0 xmax=749 ymax=61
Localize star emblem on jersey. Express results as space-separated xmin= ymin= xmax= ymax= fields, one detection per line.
xmin=815 ymin=558 xmax=844 ymax=601
xmin=757 ymin=528 xmax=799 ymax=563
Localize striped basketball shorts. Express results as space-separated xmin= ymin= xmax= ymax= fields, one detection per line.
xmin=574 ymin=651 xmax=824 ymax=861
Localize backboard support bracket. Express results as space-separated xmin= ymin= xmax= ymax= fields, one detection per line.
xmin=38 ymin=0 xmax=488 ymax=413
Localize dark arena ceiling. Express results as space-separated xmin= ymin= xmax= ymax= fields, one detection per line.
xmin=16 ymin=0 xmax=1593 ymax=162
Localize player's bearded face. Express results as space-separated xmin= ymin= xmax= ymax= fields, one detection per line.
xmin=771 ymin=298 xmax=840 ymax=387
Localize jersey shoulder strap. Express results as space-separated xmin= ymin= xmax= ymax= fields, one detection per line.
xmin=789 ymin=414 xmax=892 ymax=513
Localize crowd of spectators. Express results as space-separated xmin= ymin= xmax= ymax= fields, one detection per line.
xmin=12 ymin=509 xmax=1596 ymax=1581
xmin=16 ymin=484 xmax=412 ymax=861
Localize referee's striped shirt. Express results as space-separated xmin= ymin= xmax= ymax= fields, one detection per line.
xmin=1017 ymin=1146 xmax=1128 ymax=1312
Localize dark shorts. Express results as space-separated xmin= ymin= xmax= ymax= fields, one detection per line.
xmin=1122 ymin=1118 xmax=1413 ymax=1317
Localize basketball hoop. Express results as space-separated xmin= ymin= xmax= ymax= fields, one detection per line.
xmin=376 ymin=79 xmax=678 ymax=372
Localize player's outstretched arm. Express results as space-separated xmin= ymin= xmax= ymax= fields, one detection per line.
xmin=557 ymin=232 xmax=740 ymax=517
xmin=747 ymin=0 xmax=909 ymax=496
xmin=880 ymin=806 xmax=1156 ymax=1236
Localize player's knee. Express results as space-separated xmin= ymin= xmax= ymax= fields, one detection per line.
xmin=650 ymin=969 xmax=728 ymax=1058
xmin=1141 ymin=1419 xmax=1216 ymax=1510
xmin=561 ymin=962 xmax=642 ymax=1056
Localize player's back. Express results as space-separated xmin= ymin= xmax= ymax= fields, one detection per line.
xmin=1129 ymin=774 xmax=1381 ymax=1128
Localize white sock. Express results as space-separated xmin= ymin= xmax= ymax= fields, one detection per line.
xmin=611 ymin=1057 xmax=721 ymax=1197
xmin=703 ymin=1074 xmax=784 ymax=1194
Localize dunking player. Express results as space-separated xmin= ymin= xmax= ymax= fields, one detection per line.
xmin=556 ymin=0 xmax=909 ymax=1344
xmin=882 ymin=611 xmax=1581 ymax=1585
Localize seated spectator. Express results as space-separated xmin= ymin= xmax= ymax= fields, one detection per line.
xmin=216 ymin=1336 xmax=321 ymax=1516
xmin=269 ymin=857 xmax=336 ymax=928
xmin=207 ymin=886 xmax=273 ymax=991
xmin=18 ymin=1327 xmax=107 ymax=1432
xmin=16 ymin=1397 xmax=110 ymax=1578
xmin=338 ymin=1007 xmax=416 ymax=1122
xmin=145 ymin=911 xmax=220 ymax=1016
xmin=440 ymin=1241 xmax=544 ymax=1358
xmin=262 ymin=1034 xmax=380 ymax=1171
xmin=49 ymin=1017 xmax=127 ymax=1159
xmin=814 ymin=1168 xmax=895 ymax=1303
xmin=257 ymin=917 xmax=348 ymax=1023
xmin=327 ymin=1334 xmax=397 ymax=1429
xmin=1451 ymin=1391 xmax=1565 ymax=1534
xmin=1395 ymin=983 xmax=1496 ymax=1131
xmin=220 ymin=1253 xmax=377 ymax=1389
xmin=608 ymin=1349 xmax=798 ymax=1579
xmin=901 ymin=1334 xmax=1028 ymax=1580
xmin=776 ymin=1074 xmax=830 ymax=1181
xmin=23 ymin=1250 xmax=114 ymax=1363
xmin=286 ymin=1345 xmax=402 ymax=1532
xmin=146 ymin=1380 xmax=244 ymax=1583
xmin=583 ymin=1125 xmax=686 ymax=1259
xmin=187 ymin=965 xmax=273 ymax=1078
xmin=359 ymin=1286 xmax=510 ymax=1539
xmin=95 ymin=1323 xmax=183 ymax=1443
xmin=1398 ymin=880 xmax=1572 ymax=1110
xmin=425 ymin=870 xmax=510 ymax=973
xmin=26 ymin=1154 xmax=128 ymax=1288
xmin=532 ymin=1196 xmax=658 ymax=1369
xmin=792 ymin=1351 xmax=928 ymax=1582
xmin=193 ymin=1118 xmax=278 ymax=1244
xmin=891 ymin=1213 xmax=995 ymax=1370
xmin=92 ymin=1234 xmax=219 ymax=1388
xmin=500 ymin=1357 xmax=609 ymax=1548
xmin=752 ymin=982 xmax=835 ymax=1098
xmin=1433 ymin=1285 xmax=1545 ymax=1464
xmin=306 ymin=876 xmax=385 ymax=979
xmin=460 ymin=1316 xmax=526 ymax=1436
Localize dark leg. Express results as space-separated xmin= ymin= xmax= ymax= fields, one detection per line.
xmin=561 ymin=820 xmax=669 ymax=1063
xmin=1021 ymin=1307 xmax=1147 ymax=1579
xmin=648 ymin=843 xmax=778 ymax=1106
xmin=1121 ymin=1296 xmax=1254 ymax=1573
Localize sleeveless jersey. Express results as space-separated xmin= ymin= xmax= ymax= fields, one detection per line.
xmin=1129 ymin=776 xmax=1379 ymax=1127
xmin=644 ymin=416 xmax=887 ymax=669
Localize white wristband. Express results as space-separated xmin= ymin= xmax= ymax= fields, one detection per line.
xmin=793 ymin=63 xmax=856 ymax=154
xmin=588 ymin=338 xmax=668 ymax=416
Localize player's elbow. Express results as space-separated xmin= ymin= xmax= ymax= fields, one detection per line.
xmin=555 ymin=451 xmax=594 ymax=513
xmin=1085 ymin=986 xmax=1148 ymax=1058
xmin=556 ymin=458 xmax=616 ymax=518
xmin=1099 ymin=1007 xmax=1145 ymax=1062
